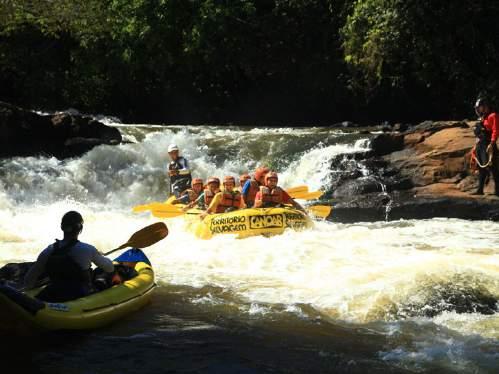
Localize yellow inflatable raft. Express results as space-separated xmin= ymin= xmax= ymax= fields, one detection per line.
xmin=0 ymin=251 xmax=155 ymax=333
xmin=183 ymin=206 xmax=314 ymax=239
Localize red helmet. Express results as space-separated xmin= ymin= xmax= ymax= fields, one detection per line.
xmin=223 ymin=176 xmax=236 ymax=185
xmin=192 ymin=178 xmax=203 ymax=187
xmin=254 ymin=166 xmax=270 ymax=183
xmin=207 ymin=177 xmax=220 ymax=186
xmin=265 ymin=171 xmax=278 ymax=184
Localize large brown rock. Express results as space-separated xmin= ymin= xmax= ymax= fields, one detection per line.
xmin=0 ymin=101 xmax=121 ymax=158
xmin=329 ymin=120 xmax=499 ymax=222
xmin=386 ymin=121 xmax=476 ymax=187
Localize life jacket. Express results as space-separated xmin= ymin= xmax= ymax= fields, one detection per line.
xmin=45 ymin=240 xmax=91 ymax=285
xmin=168 ymin=157 xmax=192 ymax=189
xmin=181 ymin=188 xmax=200 ymax=202
xmin=204 ymin=188 xmax=218 ymax=206
xmin=245 ymin=180 xmax=260 ymax=206
xmin=472 ymin=122 xmax=494 ymax=169
xmin=259 ymin=186 xmax=284 ymax=207
xmin=474 ymin=121 xmax=490 ymax=142
xmin=217 ymin=191 xmax=242 ymax=213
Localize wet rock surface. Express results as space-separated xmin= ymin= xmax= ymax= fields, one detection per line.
xmin=0 ymin=101 xmax=122 ymax=158
xmin=325 ymin=120 xmax=499 ymax=222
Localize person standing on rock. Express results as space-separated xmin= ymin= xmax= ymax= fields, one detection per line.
xmin=167 ymin=144 xmax=192 ymax=197
xmin=471 ymin=98 xmax=499 ymax=195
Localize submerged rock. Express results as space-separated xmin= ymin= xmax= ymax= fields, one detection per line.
xmin=0 ymin=101 xmax=122 ymax=158
xmin=397 ymin=274 xmax=498 ymax=318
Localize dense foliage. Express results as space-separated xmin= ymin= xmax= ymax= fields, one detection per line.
xmin=0 ymin=0 xmax=497 ymax=123
xmin=342 ymin=0 xmax=499 ymax=121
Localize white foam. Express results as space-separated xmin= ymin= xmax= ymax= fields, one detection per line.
xmin=0 ymin=125 xmax=497 ymax=359
xmin=0 ymin=126 xmax=366 ymax=206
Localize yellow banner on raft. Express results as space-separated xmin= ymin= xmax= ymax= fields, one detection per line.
xmin=184 ymin=206 xmax=314 ymax=239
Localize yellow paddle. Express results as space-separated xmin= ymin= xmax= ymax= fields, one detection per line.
xmin=132 ymin=202 xmax=160 ymax=213
xmin=150 ymin=207 xmax=186 ymax=219
xmin=104 ymin=222 xmax=169 ymax=256
xmin=286 ymin=185 xmax=308 ymax=196
xmin=292 ymin=190 xmax=324 ymax=200
xmin=133 ymin=186 xmax=309 ymax=213
xmin=138 ymin=202 xmax=184 ymax=218
xmin=163 ymin=196 xmax=177 ymax=204
xmin=307 ymin=205 xmax=332 ymax=218
xmin=133 ymin=197 xmax=181 ymax=214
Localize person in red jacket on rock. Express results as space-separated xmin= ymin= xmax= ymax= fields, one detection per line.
xmin=472 ymin=98 xmax=499 ymax=195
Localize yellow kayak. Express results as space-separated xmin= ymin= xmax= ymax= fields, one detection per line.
xmin=183 ymin=206 xmax=314 ymax=239
xmin=0 ymin=249 xmax=155 ymax=333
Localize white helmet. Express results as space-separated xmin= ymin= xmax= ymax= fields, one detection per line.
xmin=168 ymin=144 xmax=179 ymax=153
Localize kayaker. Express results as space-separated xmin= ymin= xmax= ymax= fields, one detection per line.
xmin=237 ymin=173 xmax=251 ymax=192
xmin=254 ymin=171 xmax=305 ymax=211
xmin=171 ymin=178 xmax=204 ymax=205
xmin=23 ymin=211 xmax=114 ymax=302
xmin=167 ymin=144 xmax=192 ymax=197
xmin=471 ymin=98 xmax=499 ymax=195
xmin=201 ymin=176 xmax=246 ymax=218
xmin=241 ymin=166 xmax=270 ymax=207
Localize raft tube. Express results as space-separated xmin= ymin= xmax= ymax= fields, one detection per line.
xmin=184 ymin=206 xmax=314 ymax=239
xmin=0 ymin=249 xmax=155 ymax=333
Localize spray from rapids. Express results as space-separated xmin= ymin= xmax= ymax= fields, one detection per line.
xmin=0 ymin=125 xmax=497 ymax=372
xmin=0 ymin=126 xmax=362 ymax=207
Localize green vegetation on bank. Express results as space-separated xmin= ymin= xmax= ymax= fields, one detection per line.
xmin=0 ymin=1 xmax=497 ymax=123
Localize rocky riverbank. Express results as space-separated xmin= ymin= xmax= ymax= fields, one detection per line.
xmin=327 ymin=120 xmax=499 ymax=222
xmin=0 ymin=101 xmax=122 ymax=159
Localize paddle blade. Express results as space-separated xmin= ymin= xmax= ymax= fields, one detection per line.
xmin=134 ymin=201 xmax=185 ymax=218
xmin=151 ymin=208 xmax=185 ymax=219
xmin=132 ymin=202 xmax=162 ymax=213
xmin=287 ymin=185 xmax=308 ymax=197
xmin=148 ymin=202 xmax=185 ymax=217
xmin=163 ymin=196 xmax=177 ymax=204
xmin=132 ymin=204 xmax=150 ymax=213
xmin=293 ymin=190 xmax=324 ymax=200
xmin=106 ymin=222 xmax=168 ymax=255
xmin=307 ymin=205 xmax=332 ymax=218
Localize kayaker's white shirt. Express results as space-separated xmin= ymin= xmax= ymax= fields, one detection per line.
xmin=24 ymin=240 xmax=114 ymax=289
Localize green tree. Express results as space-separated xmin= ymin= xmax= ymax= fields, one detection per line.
xmin=342 ymin=0 xmax=499 ymax=119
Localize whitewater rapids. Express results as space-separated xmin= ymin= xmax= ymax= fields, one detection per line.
xmin=0 ymin=125 xmax=497 ymax=373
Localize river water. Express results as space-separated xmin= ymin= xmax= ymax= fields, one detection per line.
xmin=0 ymin=125 xmax=497 ymax=373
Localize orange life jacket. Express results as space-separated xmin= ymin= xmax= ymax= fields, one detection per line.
xmin=217 ymin=191 xmax=242 ymax=213
xmin=245 ymin=180 xmax=260 ymax=206
xmin=259 ymin=186 xmax=284 ymax=206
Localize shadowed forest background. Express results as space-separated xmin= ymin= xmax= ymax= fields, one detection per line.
xmin=1 ymin=0 xmax=498 ymax=124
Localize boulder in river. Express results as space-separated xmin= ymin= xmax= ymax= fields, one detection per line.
xmin=0 ymin=101 xmax=122 ymax=158
xmin=327 ymin=120 xmax=499 ymax=222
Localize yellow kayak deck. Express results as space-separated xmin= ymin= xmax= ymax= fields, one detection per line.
xmin=0 ymin=262 xmax=155 ymax=333
xmin=183 ymin=206 xmax=314 ymax=239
